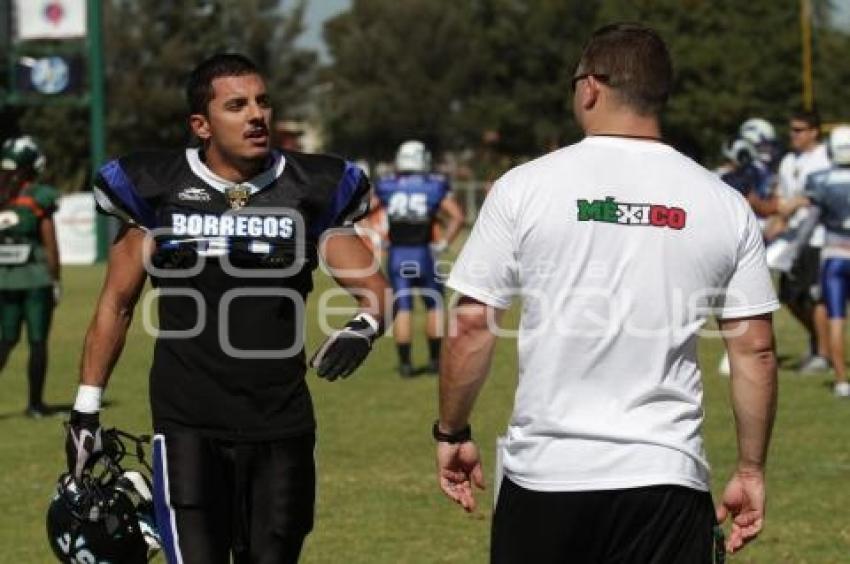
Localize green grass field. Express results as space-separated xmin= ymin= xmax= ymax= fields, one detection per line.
xmin=1 ymin=262 xmax=850 ymax=563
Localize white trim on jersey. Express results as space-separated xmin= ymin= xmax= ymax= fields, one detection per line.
xmin=92 ymin=186 xmax=141 ymax=228
xmin=185 ymin=148 xmax=286 ymax=195
xmin=153 ymin=435 xmax=184 ymax=564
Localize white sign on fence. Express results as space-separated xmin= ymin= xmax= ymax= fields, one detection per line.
xmin=14 ymin=0 xmax=87 ymax=40
xmin=55 ymin=192 xmax=96 ymax=265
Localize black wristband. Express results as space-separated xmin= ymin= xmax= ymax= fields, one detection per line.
xmin=69 ymin=409 xmax=100 ymax=430
xmin=432 ymin=420 xmax=472 ymax=444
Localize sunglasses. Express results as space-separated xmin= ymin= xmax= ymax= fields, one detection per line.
xmin=571 ymin=73 xmax=610 ymax=92
xmin=790 ymin=126 xmax=814 ymax=133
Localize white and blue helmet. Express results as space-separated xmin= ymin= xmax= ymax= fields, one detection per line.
xmin=739 ymin=118 xmax=776 ymax=146
xmin=395 ymin=140 xmax=431 ymax=174
xmin=829 ymin=125 xmax=850 ymax=166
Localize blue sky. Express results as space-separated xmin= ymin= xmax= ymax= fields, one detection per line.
xmin=836 ymin=1 xmax=850 ymax=28
xmin=297 ymin=0 xmax=351 ymax=59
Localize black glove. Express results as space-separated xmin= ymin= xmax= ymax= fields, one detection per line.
xmin=65 ymin=410 xmax=103 ymax=479
xmin=310 ymin=313 xmax=380 ymax=381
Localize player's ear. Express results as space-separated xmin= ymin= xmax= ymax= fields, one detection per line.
xmin=189 ymin=113 xmax=212 ymax=141
xmin=580 ymin=79 xmax=601 ymax=111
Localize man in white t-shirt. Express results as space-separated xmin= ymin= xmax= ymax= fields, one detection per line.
xmin=433 ymin=23 xmax=778 ymax=563
xmin=774 ymin=110 xmax=832 ymax=372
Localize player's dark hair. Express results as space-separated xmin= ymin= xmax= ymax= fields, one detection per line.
xmin=186 ymin=53 xmax=260 ymax=115
xmin=791 ymin=108 xmax=821 ymax=130
xmin=576 ymin=23 xmax=673 ymax=116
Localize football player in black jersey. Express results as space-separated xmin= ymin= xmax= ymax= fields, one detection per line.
xmin=62 ymin=53 xmax=390 ymax=563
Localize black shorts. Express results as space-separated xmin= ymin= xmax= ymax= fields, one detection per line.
xmin=152 ymin=430 xmax=315 ymax=564
xmin=779 ymin=245 xmax=822 ymax=305
xmin=491 ymin=478 xmax=720 ymax=564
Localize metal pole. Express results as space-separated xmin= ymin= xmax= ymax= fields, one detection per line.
xmin=2 ymin=0 xmax=11 ymax=106
xmin=800 ymin=0 xmax=814 ymax=110
xmin=87 ymin=0 xmax=108 ymax=260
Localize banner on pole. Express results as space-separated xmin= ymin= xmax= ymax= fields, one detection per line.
xmin=13 ymin=0 xmax=87 ymax=40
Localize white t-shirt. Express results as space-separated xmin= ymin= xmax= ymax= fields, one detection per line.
xmin=777 ymin=143 xmax=831 ymax=246
xmin=448 ymin=136 xmax=779 ymax=493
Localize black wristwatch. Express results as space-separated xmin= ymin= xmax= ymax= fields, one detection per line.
xmin=432 ymin=420 xmax=472 ymax=444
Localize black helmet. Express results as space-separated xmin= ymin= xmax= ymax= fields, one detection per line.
xmin=46 ymin=429 xmax=161 ymax=563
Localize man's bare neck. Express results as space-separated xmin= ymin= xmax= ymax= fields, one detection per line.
xmin=583 ymin=110 xmax=662 ymax=141
xmin=202 ymin=150 xmax=267 ymax=183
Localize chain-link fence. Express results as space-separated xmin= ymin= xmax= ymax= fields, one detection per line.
xmin=451 ymin=180 xmax=489 ymax=224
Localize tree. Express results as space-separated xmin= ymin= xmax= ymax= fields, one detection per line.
xmin=811 ymin=4 xmax=850 ymax=125
xmin=323 ymin=0 xmax=850 ymax=168
xmin=594 ymin=0 xmax=850 ymax=163
xmin=463 ymin=0 xmax=599 ymax=156
xmin=323 ymin=0 xmax=484 ymax=161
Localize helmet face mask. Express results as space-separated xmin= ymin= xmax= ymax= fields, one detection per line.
xmin=722 ymin=138 xmax=757 ymax=167
xmin=395 ymin=140 xmax=431 ymax=174
xmin=47 ymin=429 xmax=161 ymax=563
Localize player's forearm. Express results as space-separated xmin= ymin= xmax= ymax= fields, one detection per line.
xmin=439 ymin=304 xmax=498 ymax=432
xmin=778 ymin=195 xmax=810 ymax=218
xmin=40 ymin=218 xmax=60 ymax=280
xmin=79 ymin=302 xmax=136 ymax=388
xmin=747 ymin=193 xmax=778 ymax=217
xmin=352 ymin=272 xmax=391 ymax=328
xmin=729 ymin=342 xmax=778 ymax=471
xmin=45 ymin=241 xmax=60 ymax=281
xmin=324 ymin=231 xmax=391 ymax=327
xmin=444 ymin=217 xmax=464 ymax=245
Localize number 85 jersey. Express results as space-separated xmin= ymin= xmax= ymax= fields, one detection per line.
xmin=93 ymin=148 xmax=370 ymax=440
xmin=375 ymin=172 xmax=450 ymax=246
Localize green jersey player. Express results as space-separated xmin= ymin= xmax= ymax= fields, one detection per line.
xmin=0 ymin=136 xmax=61 ymax=417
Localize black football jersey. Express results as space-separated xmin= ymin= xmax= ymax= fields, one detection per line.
xmin=93 ymin=148 xmax=370 ymax=440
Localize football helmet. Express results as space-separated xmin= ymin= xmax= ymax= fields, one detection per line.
xmin=722 ymin=138 xmax=757 ymax=167
xmin=1 ymin=135 xmax=46 ymax=175
xmin=739 ymin=118 xmax=776 ymax=146
xmin=739 ymin=118 xmax=778 ymax=165
xmin=395 ymin=140 xmax=431 ymax=173
xmin=828 ymin=125 xmax=850 ymax=166
xmin=47 ymin=428 xmax=161 ymax=563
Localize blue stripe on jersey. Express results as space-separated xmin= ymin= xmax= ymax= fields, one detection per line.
xmin=310 ymin=160 xmax=362 ymax=237
xmin=152 ymin=436 xmax=183 ymax=564
xmin=100 ymin=159 xmax=158 ymax=228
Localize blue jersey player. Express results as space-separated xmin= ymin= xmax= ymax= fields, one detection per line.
xmin=375 ymin=141 xmax=465 ymax=376
xmin=782 ymin=125 xmax=850 ymax=397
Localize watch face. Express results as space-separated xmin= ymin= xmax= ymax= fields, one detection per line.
xmin=30 ymin=56 xmax=70 ymax=94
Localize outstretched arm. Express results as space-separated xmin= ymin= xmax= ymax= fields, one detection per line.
xmin=716 ymin=313 xmax=778 ymax=554
xmin=322 ymin=229 xmax=389 ymax=322
xmin=310 ymin=230 xmax=390 ymax=380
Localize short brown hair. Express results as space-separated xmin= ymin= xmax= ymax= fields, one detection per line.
xmin=576 ymin=23 xmax=673 ymax=116
xmin=790 ymin=108 xmax=821 ymax=130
